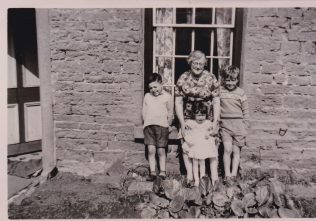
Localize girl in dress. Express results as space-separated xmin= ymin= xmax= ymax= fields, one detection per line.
xmin=182 ymin=102 xmax=218 ymax=187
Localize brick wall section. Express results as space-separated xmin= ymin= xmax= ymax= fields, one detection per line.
xmin=242 ymin=8 xmax=316 ymax=178
xmin=49 ymin=9 xmax=146 ymax=174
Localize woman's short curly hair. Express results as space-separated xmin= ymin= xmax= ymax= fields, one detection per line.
xmin=187 ymin=50 xmax=208 ymax=66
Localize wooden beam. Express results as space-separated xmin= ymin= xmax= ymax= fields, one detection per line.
xmin=36 ymin=9 xmax=56 ymax=177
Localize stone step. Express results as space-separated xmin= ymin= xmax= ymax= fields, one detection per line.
xmin=8 ymin=152 xmax=42 ymax=178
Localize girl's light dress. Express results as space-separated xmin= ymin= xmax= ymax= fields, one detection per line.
xmin=182 ymin=120 xmax=218 ymax=160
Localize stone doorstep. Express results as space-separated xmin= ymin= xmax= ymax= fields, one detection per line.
xmin=8 ymin=152 xmax=42 ymax=178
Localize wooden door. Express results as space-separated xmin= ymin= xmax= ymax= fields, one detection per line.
xmin=7 ymin=9 xmax=42 ymax=156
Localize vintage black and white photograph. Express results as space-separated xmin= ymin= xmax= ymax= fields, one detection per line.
xmin=5 ymin=3 xmax=316 ymax=219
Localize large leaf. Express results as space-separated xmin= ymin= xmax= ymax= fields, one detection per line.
xmin=205 ymin=192 xmax=213 ymax=205
xmin=231 ymin=199 xmax=244 ymax=217
xmin=212 ymin=192 xmax=230 ymax=207
xmin=189 ymin=206 xmax=201 ymax=218
xmin=199 ymin=176 xmax=211 ymax=196
xmin=153 ymin=176 xmax=163 ymax=194
xmin=150 ymin=193 xmax=169 ymax=208
xmin=285 ymin=194 xmax=304 ymax=217
xmin=271 ymin=208 xmax=280 ymax=218
xmin=140 ymin=207 xmax=157 ymax=219
xmin=169 ymin=210 xmax=179 ymax=218
xmin=278 ymin=208 xmax=301 ymax=218
xmin=214 ymin=204 xmax=226 ymax=212
xmin=245 ymin=206 xmax=258 ymax=214
xmin=269 ymin=178 xmax=285 ymax=207
xmin=266 ymin=191 xmax=274 ymax=207
xmin=242 ymin=192 xmax=256 ymax=208
xmin=273 ymin=192 xmax=286 ymax=208
xmin=255 ymin=185 xmax=270 ymax=206
xmin=162 ymin=179 xmax=182 ymax=200
xmin=226 ymin=186 xmax=241 ymax=199
xmin=169 ymin=194 xmax=185 ymax=213
xmin=183 ymin=186 xmax=201 ymax=203
xmin=178 ymin=210 xmax=191 ymax=218
xmin=134 ymin=202 xmax=147 ymax=211
xmin=157 ymin=209 xmax=170 ymax=219
xmin=258 ymin=206 xmax=274 ymax=218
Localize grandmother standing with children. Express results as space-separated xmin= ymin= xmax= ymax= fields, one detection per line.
xmin=142 ymin=50 xmax=249 ymax=189
xmin=175 ymin=50 xmax=221 ymax=188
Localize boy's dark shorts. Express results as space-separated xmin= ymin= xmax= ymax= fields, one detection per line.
xmin=144 ymin=125 xmax=169 ymax=148
xmin=220 ymin=119 xmax=246 ymax=147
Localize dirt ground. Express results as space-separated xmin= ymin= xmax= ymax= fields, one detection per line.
xmin=8 ymin=171 xmax=316 ymax=219
xmin=8 ymin=172 xmax=143 ymax=219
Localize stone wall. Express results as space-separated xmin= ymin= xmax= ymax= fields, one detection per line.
xmin=48 ymin=8 xmax=316 ymax=179
xmin=49 ymin=9 xmax=147 ymax=176
xmin=242 ymin=8 xmax=316 ymax=180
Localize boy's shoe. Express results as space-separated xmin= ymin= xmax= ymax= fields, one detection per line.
xmin=183 ymin=179 xmax=195 ymax=188
xmin=146 ymin=172 xmax=157 ymax=182
xmin=213 ymin=180 xmax=220 ymax=192
xmin=224 ymin=176 xmax=234 ymax=187
xmin=158 ymin=171 xmax=166 ymax=180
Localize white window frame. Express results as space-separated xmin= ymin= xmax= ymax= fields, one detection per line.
xmin=152 ymin=7 xmax=236 ymax=98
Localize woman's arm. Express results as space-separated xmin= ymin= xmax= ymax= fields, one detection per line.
xmin=212 ymin=97 xmax=220 ymax=134
xmin=175 ymin=96 xmax=186 ymax=136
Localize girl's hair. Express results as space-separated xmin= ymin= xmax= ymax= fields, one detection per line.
xmin=221 ymin=65 xmax=240 ymax=80
xmin=193 ymin=102 xmax=207 ymax=115
xmin=187 ymin=50 xmax=208 ymax=66
xmin=148 ymin=73 xmax=162 ymax=84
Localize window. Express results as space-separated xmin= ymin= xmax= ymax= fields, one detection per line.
xmin=144 ymin=8 xmax=244 ymax=95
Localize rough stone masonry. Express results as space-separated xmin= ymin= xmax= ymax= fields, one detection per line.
xmin=50 ymin=9 xmax=146 ymax=176
xmin=49 ymin=8 xmax=316 ymax=180
xmin=242 ymin=8 xmax=316 ymax=181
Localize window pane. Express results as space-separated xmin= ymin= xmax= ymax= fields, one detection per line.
xmin=204 ymin=58 xmax=211 ymax=73
xmin=155 ymin=57 xmax=173 ymax=94
xmin=176 ymin=8 xmax=192 ymax=24
xmin=176 ymin=28 xmax=192 ymax=55
xmin=215 ymin=8 xmax=232 ymax=24
xmin=155 ymin=27 xmax=173 ymax=56
xmin=156 ymin=8 xmax=173 ymax=24
xmin=194 ymin=29 xmax=211 ymax=56
xmin=214 ymin=29 xmax=231 ymax=57
xmin=175 ymin=58 xmax=190 ymax=83
xmin=212 ymin=58 xmax=219 ymax=78
xmin=195 ymin=8 xmax=213 ymax=24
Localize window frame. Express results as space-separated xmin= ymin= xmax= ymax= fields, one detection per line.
xmin=144 ymin=8 xmax=244 ymax=94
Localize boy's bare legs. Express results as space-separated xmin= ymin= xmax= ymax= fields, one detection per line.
xmin=199 ymin=159 xmax=205 ymax=178
xmin=210 ymin=158 xmax=219 ymax=185
xmin=192 ymin=158 xmax=199 ymax=186
xmin=148 ymin=145 xmax=156 ymax=175
xmin=157 ymin=147 xmax=166 ymax=176
xmin=231 ymin=145 xmax=241 ymax=177
xmin=223 ymin=141 xmax=233 ymax=178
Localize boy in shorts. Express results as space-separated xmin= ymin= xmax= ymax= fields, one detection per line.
xmin=142 ymin=73 xmax=173 ymax=181
xmin=219 ymin=66 xmax=249 ymax=185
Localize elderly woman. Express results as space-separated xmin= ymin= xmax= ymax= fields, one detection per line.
xmin=175 ymin=50 xmax=220 ymax=187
